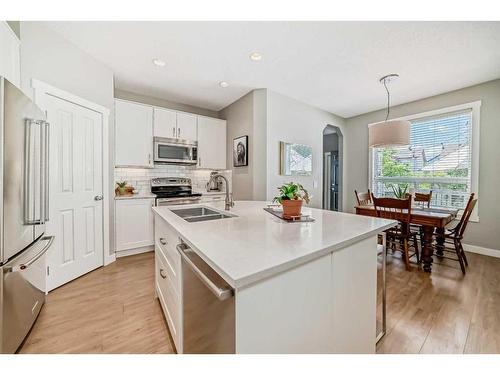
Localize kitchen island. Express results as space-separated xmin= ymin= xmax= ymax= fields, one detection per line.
xmin=152 ymin=201 xmax=395 ymax=354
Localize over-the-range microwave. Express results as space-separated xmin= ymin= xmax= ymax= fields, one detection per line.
xmin=154 ymin=137 xmax=198 ymax=165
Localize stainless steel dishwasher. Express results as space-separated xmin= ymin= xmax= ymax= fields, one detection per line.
xmin=177 ymin=242 xmax=235 ymax=353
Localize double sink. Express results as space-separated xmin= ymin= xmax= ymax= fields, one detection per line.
xmin=171 ymin=206 xmax=237 ymax=223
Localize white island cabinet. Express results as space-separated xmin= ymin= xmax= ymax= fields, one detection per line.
xmin=152 ymin=201 xmax=395 ymax=354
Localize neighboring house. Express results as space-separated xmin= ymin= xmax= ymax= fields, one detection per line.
xmin=394 ymin=145 xmax=426 ymax=172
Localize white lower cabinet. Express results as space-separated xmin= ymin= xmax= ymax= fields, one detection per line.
xmin=154 ymin=215 xmax=183 ymax=353
xmin=115 ymin=198 xmax=155 ymax=252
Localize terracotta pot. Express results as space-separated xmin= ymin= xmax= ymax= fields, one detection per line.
xmin=282 ymin=199 xmax=303 ymax=218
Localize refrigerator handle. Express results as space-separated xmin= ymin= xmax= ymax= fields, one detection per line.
xmin=24 ymin=119 xmax=45 ymax=225
xmin=43 ymin=121 xmax=50 ymax=222
xmin=23 ymin=119 xmax=32 ymax=224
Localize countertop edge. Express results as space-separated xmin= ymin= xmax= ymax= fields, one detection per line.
xmin=152 ymin=205 xmax=396 ymax=289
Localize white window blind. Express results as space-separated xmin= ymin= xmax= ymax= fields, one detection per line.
xmin=371 ymin=109 xmax=473 ymax=210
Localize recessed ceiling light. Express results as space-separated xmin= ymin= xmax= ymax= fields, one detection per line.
xmin=152 ymin=58 xmax=166 ymax=67
xmin=249 ymin=52 xmax=262 ymax=61
xmin=219 ymin=81 xmax=229 ymax=88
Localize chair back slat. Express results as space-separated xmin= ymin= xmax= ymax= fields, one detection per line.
xmin=371 ymin=194 xmax=412 ymax=225
xmin=414 ymin=191 xmax=432 ymax=208
xmin=456 ymin=194 xmax=477 ymax=238
xmin=355 ymin=189 xmax=372 ymax=206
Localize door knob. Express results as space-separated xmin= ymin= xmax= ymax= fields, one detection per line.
xmin=94 ymin=195 xmax=104 ymax=201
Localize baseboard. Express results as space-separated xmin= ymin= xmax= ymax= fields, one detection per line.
xmin=463 ymin=243 xmax=500 ymax=258
xmin=104 ymin=253 xmax=116 ymax=266
xmin=115 ymin=246 xmax=154 ymax=258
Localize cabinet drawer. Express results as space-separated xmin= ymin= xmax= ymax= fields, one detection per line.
xmin=155 ymin=218 xmax=181 ymax=270
xmin=155 ymin=245 xmax=181 ymax=298
xmin=155 ymin=253 xmax=181 ymax=350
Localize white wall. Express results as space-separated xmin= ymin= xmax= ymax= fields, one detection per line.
xmin=344 ymin=79 xmax=500 ymax=252
xmin=266 ymin=90 xmax=346 ymax=208
xmin=220 ymin=91 xmax=255 ymax=200
xmin=19 ymin=22 xmax=116 ymax=256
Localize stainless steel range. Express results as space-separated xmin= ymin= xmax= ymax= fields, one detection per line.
xmin=151 ymin=177 xmax=202 ymax=206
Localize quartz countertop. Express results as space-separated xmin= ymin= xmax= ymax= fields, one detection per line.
xmin=114 ymin=193 xmax=157 ymax=200
xmin=152 ymin=201 xmax=396 ymax=289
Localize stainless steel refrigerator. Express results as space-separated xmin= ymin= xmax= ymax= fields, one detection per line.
xmin=0 ymin=77 xmax=54 ymax=353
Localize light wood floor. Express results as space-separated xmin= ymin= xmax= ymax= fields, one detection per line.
xmin=377 ymin=250 xmax=500 ymax=354
xmin=19 ymin=250 xmax=500 ymax=354
xmin=19 ymin=252 xmax=175 ymax=354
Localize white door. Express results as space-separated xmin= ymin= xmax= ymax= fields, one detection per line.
xmin=176 ymin=112 xmax=197 ymax=141
xmin=115 ymin=100 xmax=153 ymax=167
xmin=197 ymin=117 xmax=226 ymax=169
xmin=153 ymin=107 xmax=177 ymax=138
xmin=44 ymin=94 xmax=104 ymax=291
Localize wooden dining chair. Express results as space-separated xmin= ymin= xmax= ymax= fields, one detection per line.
xmin=372 ymin=194 xmax=420 ymax=271
xmin=433 ymin=193 xmax=477 ymax=275
xmin=411 ymin=191 xmax=432 ymax=248
xmin=355 ymin=189 xmax=372 ymax=206
xmin=414 ymin=191 xmax=432 ymax=208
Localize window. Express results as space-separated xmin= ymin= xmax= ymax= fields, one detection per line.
xmin=370 ymin=102 xmax=480 ymax=219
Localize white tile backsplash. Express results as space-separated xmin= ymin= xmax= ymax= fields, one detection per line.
xmin=114 ymin=165 xmax=232 ymax=195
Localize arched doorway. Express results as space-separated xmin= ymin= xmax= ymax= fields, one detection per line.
xmin=323 ymin=125 xmax=343 ymax=211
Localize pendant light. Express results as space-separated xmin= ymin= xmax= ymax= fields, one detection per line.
xmin=368 ymin=74 xmax=410 ymax=148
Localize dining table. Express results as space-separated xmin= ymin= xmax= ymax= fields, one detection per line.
xmin=355 ymin=204 xmax=459 ymax=273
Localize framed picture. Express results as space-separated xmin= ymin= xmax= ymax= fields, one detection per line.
xmin=233 ymin=135 xmax=248 ymax=167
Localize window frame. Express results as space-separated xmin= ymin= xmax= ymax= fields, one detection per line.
xmin=368 ymin=100 xmax=481 ymax=222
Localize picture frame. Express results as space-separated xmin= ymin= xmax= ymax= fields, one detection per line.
xmin=233 ymin=135 xmax=248 ymax=167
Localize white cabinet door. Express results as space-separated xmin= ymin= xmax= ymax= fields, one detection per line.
xmin=176 ymin=112 xmax=197 ymax=142
xmin=0 ymin=22 xmax=20 ymax=87
xmin=154 ymin=107 xmax=177 ymax=139
xmin=115 ymin=198 xmax=155 ymax=251
xmin=197 ymin=117 xmax=226 ymax=169
xmin=115 ymin=100 xmax=153 ymax=167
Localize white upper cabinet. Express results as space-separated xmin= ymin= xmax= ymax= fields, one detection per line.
xmin=115 ymin=100 xmax=154 ymax=168
xmin=197 ymin=117 xmax=226 ymax=170
xmin=154 ymin=108 xmax=197 ymax=142
xmin=0 ymin=22 xmax=20 ymax=87
xmin=154 ymin=107 xmax=177 ymax=138
xmin=176 ymin=112 xmax=197 ymax=142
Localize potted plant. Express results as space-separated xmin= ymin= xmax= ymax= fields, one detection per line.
xmin=391 ymin=184 xmax=409 ymax=199
xmin=273 ymin=182 xmax=310 ymax=218
xmin=116 ymin=181 xmax=127 ymax=196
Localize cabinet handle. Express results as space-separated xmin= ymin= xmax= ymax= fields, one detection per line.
xmin=159 ymin=237 xmax=167 ymax=246
xmin=148 ymin=153 xmax=151 ymax=165
xmin=178 ymin=127 xmax=181 ymax=137
xmin=173 ymin=126 xmax=176 ymax=137
xmin=159 ymin=268 xmax=167 ymax=279
xmin=198 ymin=157 xmax=201 ymax=167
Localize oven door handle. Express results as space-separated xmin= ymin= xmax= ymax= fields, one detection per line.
xmin=157 ymin=197 xmax=201 ymax=206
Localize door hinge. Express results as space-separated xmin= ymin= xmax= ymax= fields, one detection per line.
xmin=46 ymin=266 xmax=50 ymax=276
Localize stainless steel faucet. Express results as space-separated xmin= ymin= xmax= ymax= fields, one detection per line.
xmin=209 ymin=174 xmax=234 ymax=210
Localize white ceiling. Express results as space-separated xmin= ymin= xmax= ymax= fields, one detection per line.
xmin=44 ymin=21 xmax=500 ymax=118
